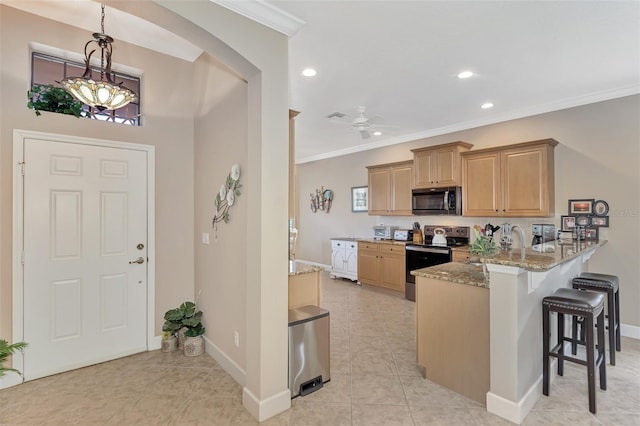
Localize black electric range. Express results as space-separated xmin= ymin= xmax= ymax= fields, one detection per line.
xmin=405 ymin=226 xmax=470 ymax=301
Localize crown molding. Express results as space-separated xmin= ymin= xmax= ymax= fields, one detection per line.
xmin=210 ymin=0 xmax=305 ymax=37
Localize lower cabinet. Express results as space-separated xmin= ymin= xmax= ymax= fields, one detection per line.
xmin=331 ymin=239 xmax=358 ymax=281
xmin=357 ymin=241 xmax=405 ymax=292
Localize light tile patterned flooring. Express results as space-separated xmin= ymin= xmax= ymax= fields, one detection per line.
xmin=1 ymin=271 xmax=639 ymax=425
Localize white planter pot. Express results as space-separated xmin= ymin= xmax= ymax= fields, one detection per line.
xmin=177 ymin=327 xmax=187 ymax=350
xmin=183 ymin=336 xmax=204 ymax=357
xmin=161 ymin=336 xmax=177 ymax=353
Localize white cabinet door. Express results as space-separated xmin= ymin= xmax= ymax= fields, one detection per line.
xmin=332 ymin=248 xmax=346 ymax=274
xmin=345 ymin=249 xmax=358 ymax=277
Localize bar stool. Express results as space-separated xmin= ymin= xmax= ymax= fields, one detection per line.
xmin=543 ymin=288 xmax=606 ymax=414
xmin=571 ymin=273 xmax=620 ymax=365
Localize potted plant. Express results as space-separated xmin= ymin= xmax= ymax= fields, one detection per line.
xmin=470 ymin=225 xmax=498 ymax=260
xmin=27 ymin=84 xmax=86 ymax=118
xmin=0 ymin=339 xmax=28 ymax=379
xmin=163 ymin=301 xmax=205 ymax=356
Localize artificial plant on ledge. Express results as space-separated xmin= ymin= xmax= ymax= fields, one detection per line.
xmin=27 ymin=84 xmax=87 ymax=118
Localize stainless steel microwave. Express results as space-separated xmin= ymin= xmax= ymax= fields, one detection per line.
xmin=411 ymin=186 xmax=462 ymax=215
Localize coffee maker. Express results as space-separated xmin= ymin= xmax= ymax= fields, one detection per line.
xmin=532 ymin=224 xmax=556 ymax=245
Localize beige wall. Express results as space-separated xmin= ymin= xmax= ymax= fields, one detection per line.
xmin=0 ymin=4 xmax=195 ymax=342
xmin=296 ymin=95 xmax=640 ymax=328
xmin=193 ymin=54 xmax=249 ymax=369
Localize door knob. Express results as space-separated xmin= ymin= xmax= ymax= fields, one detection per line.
xmin=129 ymin=257 xmax=145 ymax=264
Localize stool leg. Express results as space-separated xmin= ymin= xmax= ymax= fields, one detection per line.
xmin=571 ymin=315 xmax=578 ymax=355
xmin=543 ymin=304 xmax=550 ymax=396
xmin=606 ymin=289 xmax=616 ymax=365
xmin=585 ymin=314 xmax=596 ymax=414
xmin=597 ymin=309 xmax=607 ymax=391
xmin=615 ymin=290 xmax=621 ymax=352
xmin=557 ymin=312 xmax=564 ymax=376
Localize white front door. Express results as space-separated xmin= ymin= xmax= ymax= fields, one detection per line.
xmin=22 ymin=137 xmax=148 ymax=380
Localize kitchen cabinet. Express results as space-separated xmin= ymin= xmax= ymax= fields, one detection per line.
xmin=452 ymin=247 xmax=471 ymax=263
xmin=330 ymin=239 xmax=358 ymax=281
xmin=367 ymin=160 xmax=413 ymax=216
xmin=412 ymin=141 xmax=473 ymax=188
xmin=357 ymin=241 xmax=405 ymax=292
xmin=461 ymin=139 xmax=558 ymax=217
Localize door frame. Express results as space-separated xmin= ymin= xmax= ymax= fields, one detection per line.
xmin=9 ymin=129 xmax=156 ymax=388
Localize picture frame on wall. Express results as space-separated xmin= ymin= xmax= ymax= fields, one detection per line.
xmin=584 ymin=227 xmax=599 ymax=240
xmin=590 ymin=216 xmax=609 ymax=227
xmin=575 ymin=215 xmax=590 ymax=227
xmin=351 ymin=186 xmax=368 ymax=212
xmin=568 ymin=199 xmax=594 ymax=215
xmin=593 ymin=200 xmax=609 ymax=216
xmin=561 ymin=215 xmax=576 ymax=231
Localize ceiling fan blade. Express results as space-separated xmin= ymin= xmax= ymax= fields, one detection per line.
xmin=360 ymin=129 xmax=371 ymax=139
xmin=326 ymin=111 xmax=350 ymax=119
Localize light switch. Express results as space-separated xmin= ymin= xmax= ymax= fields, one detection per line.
xmin=201 ymin=232 xmax=210 ymax=245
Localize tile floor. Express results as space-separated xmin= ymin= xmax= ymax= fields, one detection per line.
xmin=1 ymin=271 xmax=639 ymax=425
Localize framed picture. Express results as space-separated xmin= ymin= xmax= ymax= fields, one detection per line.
xmin=584 ymin=227 xmax=599 ymax=240
xmin=575 ymin=215 xmax=590 ymax=227
xmin=351 ymin=186 xmax=368 ymax=212
xmin=590 ymin=216 xmax=609 ymax=227
xmin=593 ymin=200 xmax=609 ymax=216
xmin=568 ymin=199 xmax=594 ymax=215
xmin=561 ymin=215 xmax=576 ymax=231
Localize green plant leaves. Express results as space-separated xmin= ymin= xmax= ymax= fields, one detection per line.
xmin=27 ymin=84 xmax=86 ymax=118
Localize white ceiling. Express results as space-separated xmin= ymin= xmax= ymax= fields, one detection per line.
xmin=6 ymin=1 xmax=640 ymax=164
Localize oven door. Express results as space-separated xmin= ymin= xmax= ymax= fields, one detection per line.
xmin=405 ymin=245 xmax=452 ymax=301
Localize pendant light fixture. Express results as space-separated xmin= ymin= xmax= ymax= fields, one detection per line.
xmin=61 ymin=4 xmax=136 ymax=111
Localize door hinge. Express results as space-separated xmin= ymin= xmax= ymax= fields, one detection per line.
xmin=18 ymin=161 xmax=25 ymax=176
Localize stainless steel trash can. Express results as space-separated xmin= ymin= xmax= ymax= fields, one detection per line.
xmin=288 ymin=305 xmax=330 ymax=398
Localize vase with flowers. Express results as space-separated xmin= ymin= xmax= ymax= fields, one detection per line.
xmin=470 ymin=225 xmax=498 ymax=260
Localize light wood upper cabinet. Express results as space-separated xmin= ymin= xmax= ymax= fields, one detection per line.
xmin=461 ymin=139 xmax=558 ymax=217
xmin=412 ymin=141 xmax=473 ymax=188
xmin=367 ymin=160 xmax=413 ymax=216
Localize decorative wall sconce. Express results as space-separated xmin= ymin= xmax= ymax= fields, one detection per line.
xmin=212 ymin=164 xmax=242 ymax=238
xmin=310 ymin=186 xmax=333 ymax=213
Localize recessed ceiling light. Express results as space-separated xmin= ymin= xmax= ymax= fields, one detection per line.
xmin=302 ymin=68 xmax=317 ymax=77
xmin=481 ymin=102 xmax=494 ymax=109
xmin=373 ymin=131 xmax=382 ymax=136
xmin=458 ymin=71 xmax=473 ymax=79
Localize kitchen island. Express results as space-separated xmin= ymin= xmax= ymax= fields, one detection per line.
xmin=412 ymin=240 xmax=607 ymax=424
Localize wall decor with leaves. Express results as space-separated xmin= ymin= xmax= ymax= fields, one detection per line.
xmin=212 ymin=164 xmax=242 ymax=236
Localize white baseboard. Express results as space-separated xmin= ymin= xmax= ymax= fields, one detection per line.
xmin=487 ymin=358 xmax=561 ymax=424
xmin=292 ymin=259 xmax=331 ymax=271
xmin=203 ymin=335 xmax=246 ymax=387
xmin=242 ymin=386 xmax=291 ymax=422
xmin=621 ymin=323 xmax=640 ymax=340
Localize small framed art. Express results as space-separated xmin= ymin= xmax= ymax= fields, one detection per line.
xmin=561 ymin=215 xmax=576 ymax=231
xmin=351 ymin=186 xmax=368 ymax=212
xmin=575 ymin=215 xmax=590 ymax=227
xmin=584 ymin=227 xmax=599 ymax=240
xmin=590 ymin=216 xmax=609 ymax=227
xmin=568 ymin=199 xmax=594 ymax=215
xmin=593 ymin=200 xmax=609 ymax=216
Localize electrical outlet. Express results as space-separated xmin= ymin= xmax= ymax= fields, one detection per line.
xmin=201 ymin=233 xmax=209 ymax=245
xmin=234 ymin=331 xmax=240 ymax=347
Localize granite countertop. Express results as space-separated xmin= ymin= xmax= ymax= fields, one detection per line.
xmin=330 ymin=237 xmax=358 ymax=241
xmin=411 ymin=262 xmax=489 ymax=288
xmin=288 ymin=261 xmax=322 ymax=276
xmin=480 ymin=239 xmax=607 ymax=271
xmin=411 ymin=239 xmax=607 ymax=288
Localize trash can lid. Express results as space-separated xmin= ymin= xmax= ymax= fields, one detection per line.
xmin=288 ymin=305 xmax=329 ymax=326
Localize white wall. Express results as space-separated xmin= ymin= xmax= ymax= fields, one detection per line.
xmin=296 ymin=95 xmax=640 ymax=329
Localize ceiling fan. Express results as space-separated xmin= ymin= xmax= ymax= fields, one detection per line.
xmin=326 ymin=106 xmax=397 ymax=139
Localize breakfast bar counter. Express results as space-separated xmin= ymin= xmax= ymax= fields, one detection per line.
xmin=288 ymin=261 xmax=322 ymax=310
xmin=412 ymin=240 xmax=607 ymax=424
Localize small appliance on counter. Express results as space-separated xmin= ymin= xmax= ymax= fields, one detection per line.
xmin=373 ymin=225 xmax=399 ymax=240
xmin=532 ymin=224 xmax=556 ymax=245
xmin=393 ymin=229 xmax=414 ymax=241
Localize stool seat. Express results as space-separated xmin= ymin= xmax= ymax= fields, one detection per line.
xmin=573 ymin=273 xmax=619 ymax=292
xmin=543 ymin=288 xmax=605 ymax=313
